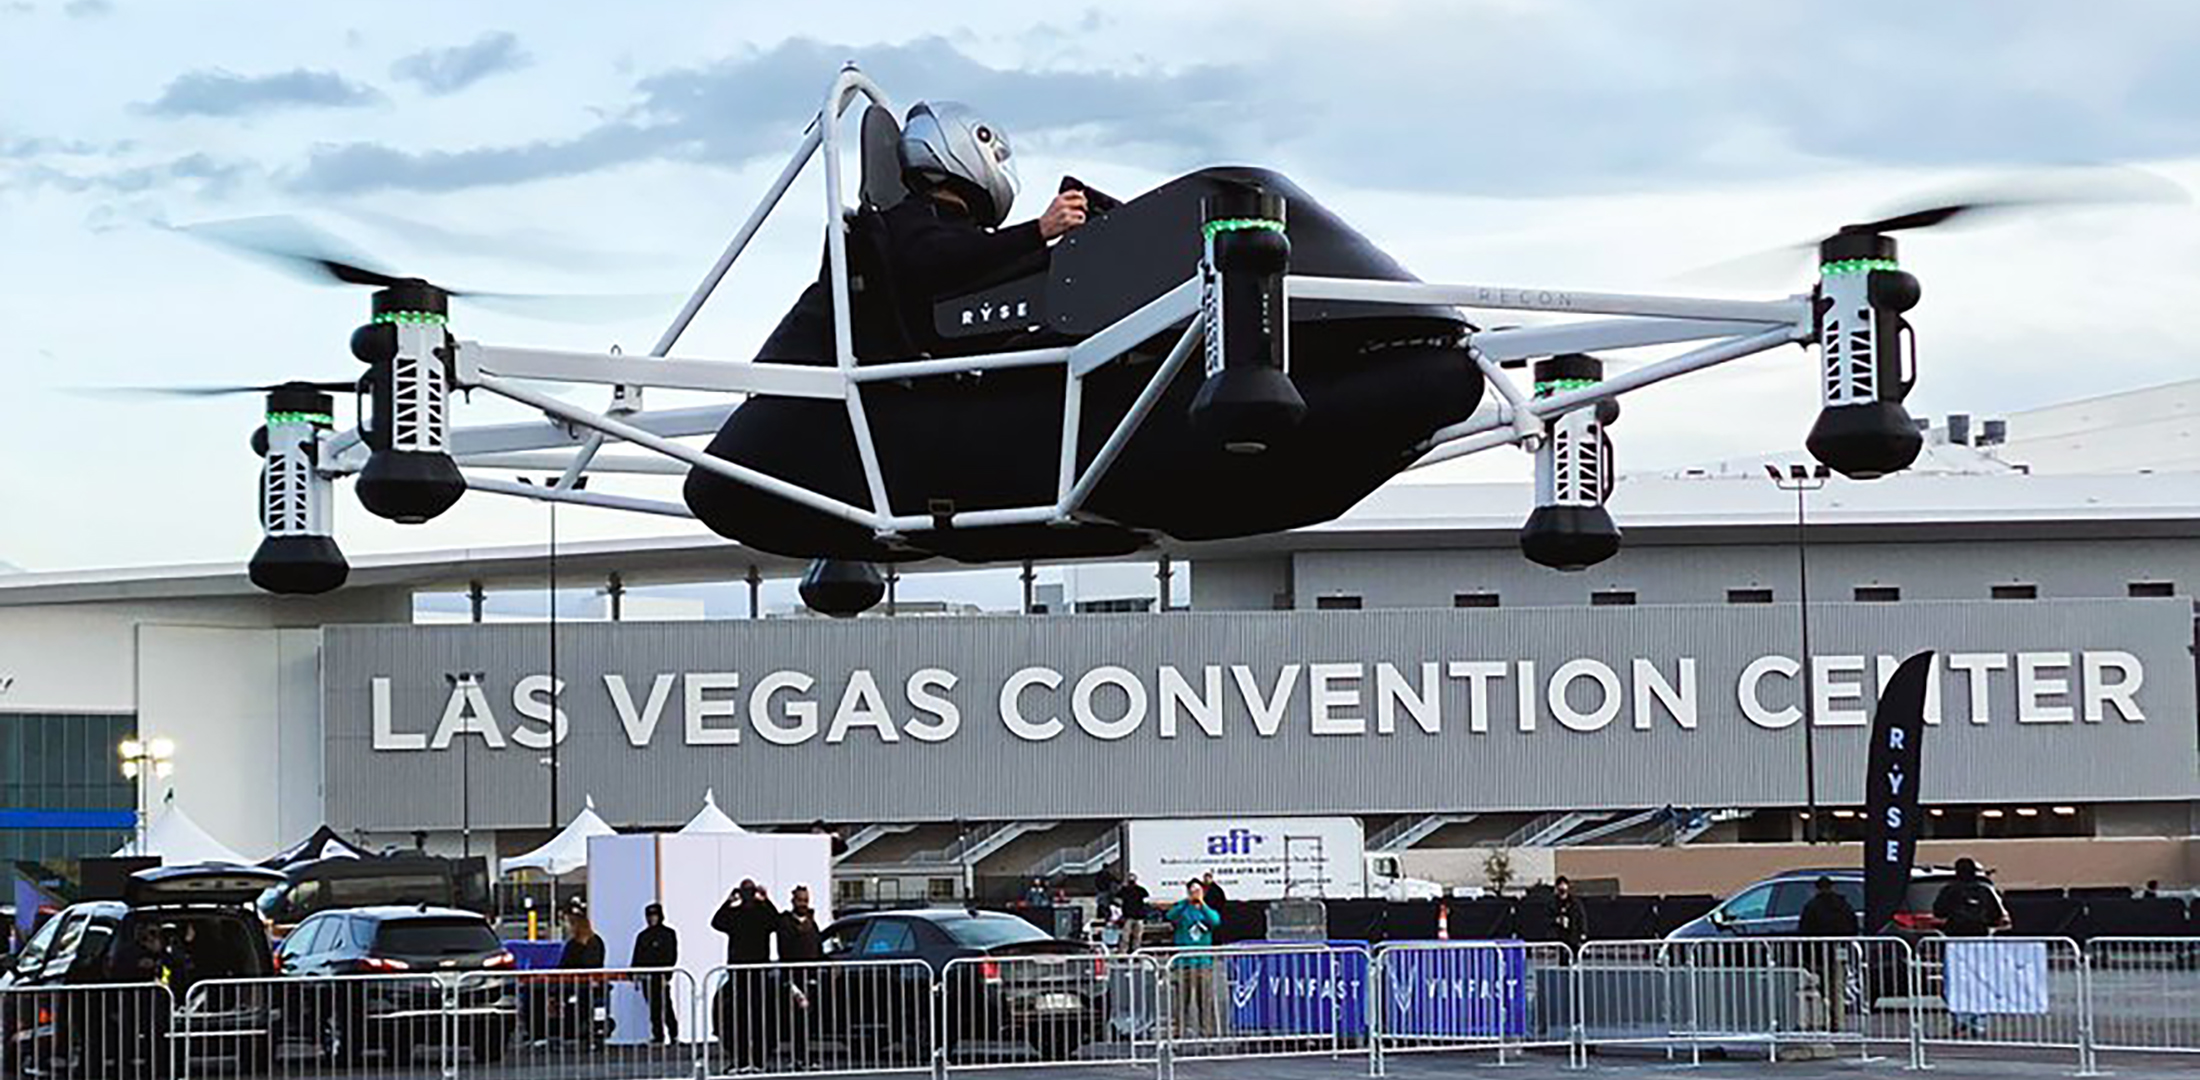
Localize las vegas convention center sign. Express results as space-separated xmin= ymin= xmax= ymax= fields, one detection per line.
xmin=325 ymin=601 xmax=2194 ymax=821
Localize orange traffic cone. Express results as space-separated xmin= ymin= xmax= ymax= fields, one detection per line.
xmin=1437 ymin=901 xmax=1451 ymax=940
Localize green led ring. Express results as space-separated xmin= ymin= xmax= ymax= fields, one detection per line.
xmin=1820 ymin=258 xmax=1900 ymax=277
xmin=372 ymin=311 xmax=449 ymax=326
xmin=1534 ymin=377 xmax=1599 ymax=397
xmin=267 ymin=411 xmax=334 ymax=427
xmin=1201 ymin=217 xmax=1286 ymax=242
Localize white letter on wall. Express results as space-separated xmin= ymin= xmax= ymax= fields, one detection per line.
xmin=1740 ymin=655 xmax=1800 ymax=730
xmin=2016 ymin=652 xmax=2074 ymax=724
xmin=372 ymin=677 xmax=426 ymax=751
xmin=1000 ymin=667 xmax=1064 ymax=741
xmin=1548 ymin=659 xmax=1621 ymax=733
xmin=750 ymin=671 xmax=820 ymax=745
xmin=684 ymin=672 xmax=743 ymax=745
xmin=1159 ymin=666 xmax=1223 ymax=739
xmin=1309 ymin=663 xmax=1365 ymax=736
xmin=904 ymin=669 xmax=962 ymax=742
xmin=2082 ymin=651 xmax=2145 ymax=723
xmin=1073 ymin=667 xmax=1147 ymax=740
xmin=1631 ymin=658 xmax=1697 ymax=731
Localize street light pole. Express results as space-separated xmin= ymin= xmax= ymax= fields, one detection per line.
xmin=1765 ymin=463 xmax=1831 ymax=843
xmin=117 ymin=737 xmax=175 ymax=855
xmin=519 ymin=477 xmax=586 ymax=831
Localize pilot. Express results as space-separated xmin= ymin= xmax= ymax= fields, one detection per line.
xmin=882 ymin=100 xmax=1088 ymax=353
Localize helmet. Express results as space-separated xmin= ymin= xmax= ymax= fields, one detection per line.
xmin=899 ymin=100 xmax=1019 ymax=227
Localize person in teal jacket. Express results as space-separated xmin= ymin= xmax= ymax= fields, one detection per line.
xmin=1165 ymin=880 xmax=1223 ymax=1038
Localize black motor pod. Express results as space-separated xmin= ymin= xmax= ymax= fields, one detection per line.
xmin=1807 ymin=232 xmax=1924 ymax=479
xmin=799 ymin=558 xmax=885 ymax=618
xmin=355 ymin=285 xmax=465 ymax=523
xmin=1188 ymin=186 xmax=1305 ymax=453
xmin=249 ymin=384 xmax=349 ymax=594
xmin=357 ymin=450 xmax=466 ymax=524
xmin=1520 ymin=354 xmax=1621 ymax=571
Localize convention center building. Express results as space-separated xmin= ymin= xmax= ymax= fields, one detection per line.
xmin=3 ymin=394 xmax=2197 ymax=900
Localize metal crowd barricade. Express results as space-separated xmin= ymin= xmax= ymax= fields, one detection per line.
xmin=1133 ymin=942 xmax=1371 ymax=1068
xmin=1913 ymin=935 xmax=2092 ymax=1072
xmin=2081 ymin=936 xmax=2200 ymax=1060
xmin=1368 ymin=940 xmax=1574 ymax=1073
xmin=180 ymin=972 xmax=453 ymax=1079
xmin=1668 ymin=936 xmax=1917 ymax=1066
xmin=936 ymin=951 xmax=1158 ymax=1072
xmin=0 ymin=981 xmax=175 ymax=1080
xmin=1572 ymin=939 xmax=1681 ymax=1056
xmin=701 ymin=958 xmax=936 ymax=1079
xmin=506 ymin=965 xmax=698 ymax=1080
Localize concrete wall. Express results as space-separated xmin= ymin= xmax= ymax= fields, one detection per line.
xmin=1555 ymin=838 xmax=2200 ymax=895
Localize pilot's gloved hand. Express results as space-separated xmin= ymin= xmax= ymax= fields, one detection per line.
xmin=1040 ymin=190 xmax=1088 ymax=240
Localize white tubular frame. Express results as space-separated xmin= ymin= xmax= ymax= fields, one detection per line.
xmin=319 ymin=63 xmax=1819 ymax=536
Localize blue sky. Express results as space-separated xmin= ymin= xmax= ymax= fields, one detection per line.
xmin=6 ymin=0 xmax=2200 ymax=577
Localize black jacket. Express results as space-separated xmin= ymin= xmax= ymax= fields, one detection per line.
xmin=777 ymin=909 xmax=824 ymax=962
xmin=1548 ymin=894 xmax=1588 ymax=948
xmin=713 ymin=897 xmax=780 ymax=964
xmin=1116 ymin=881 xmax=1151 ymax=920
xmin=557 ymin=934 xmax=605 ymax=970
xmin=1798 ymin=891 xmax=1860 ymax=938
xmin=1933 ymin=879 xmax=2006 ymax=937
xmin=755 ymin=196 xmax=1047 ymax=365
xmin=632 ymin=924 xmax=678 ymax=969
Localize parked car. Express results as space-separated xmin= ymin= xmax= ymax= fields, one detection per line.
xmin=274 ymin=905 xmax=516 ymax=1065
xmin=806 ymin=909 xmax=1108 ymax=1061
xmin=0 ymin=863 xmax=284 ymax=1076
xmin=1664 ymin=866 xmax=2007 ymax=942
xmin=1664 ymin=865 xmax=2010 ymax=1007
xmin=256 ymin=854 xmax=492 ymax=938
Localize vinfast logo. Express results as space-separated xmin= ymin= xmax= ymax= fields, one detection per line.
xmin=1206 ymin=827 xmax=1265 ymax=856
xmin=1232 ymin=978 xmax=1258 ymax=1009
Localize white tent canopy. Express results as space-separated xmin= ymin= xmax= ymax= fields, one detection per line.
xmin=677 ymin=789 xmax=747 ymax=835
xmin=113 ymin=796 xmax=252 ymax=866
xmin=500 ymin=796 xmax=615 ymax=877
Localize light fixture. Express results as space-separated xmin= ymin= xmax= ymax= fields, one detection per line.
xmin=1981 ymin=808 xmax=2005 ymax=819
xmin=1928 ymin=808 xmax=1945 ymax=817
xmin=1832 ymin=809 xmax=1857 ymax=819
xmin=148 ymin=737 xmax=175 ymax=761
xmin=118 ymin=738 xmax=143 ymax=760
xmin=2052 ymin=805 xmax=2078 ymax=816
xmin=2015 ymin=807 xmax=2039 ymax=817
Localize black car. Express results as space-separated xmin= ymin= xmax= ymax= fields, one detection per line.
xmin=274 ymin=905 xmax=516 ymax=1065
xmin=256 ymin=853 xmax=492 ymax=939
xmin=810 ymin=909 xmax=1108 ymax=1060
xmin=0 ymin=863 xmax=284 ymax=1077
xmin=1665 ymin=866 xmax=2006 ymax=942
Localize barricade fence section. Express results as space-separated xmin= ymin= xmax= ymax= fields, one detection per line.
xmin=1667 ymin=937 xmax=1916 ymax=1065
xmin=2073 ymin=936 xmax=2200 ymax=1059
xmin=1136 ymin=943 xmax=1371 ymax=1067
xmin=15 ymin=936 xmax=2200 ymax=1078
xmin=1369 ymin=940 xmax=1574 ymax=1072
xmin=937 ymin=951 xmax=1158 ymax=1072
xmin=702 ymin=958 xmax=936 ymax=1078
xmin=1912 ymin=935 xmax=2091 ymax=1072
xmin=0 ymin=981 xmax=175 ymax=1080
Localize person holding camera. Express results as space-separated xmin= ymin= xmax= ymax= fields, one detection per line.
xmin=712 ymin=880 xmax=780 ymax=1071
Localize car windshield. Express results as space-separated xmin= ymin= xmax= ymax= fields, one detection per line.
xmin=936 ymin=916 xmax=1049 ymax=948
xmin=375 ymin=918 xmax=500 ymax=956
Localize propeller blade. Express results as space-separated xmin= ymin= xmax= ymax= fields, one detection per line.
xmin=173 ymin=216 xmax=410 ymax=289
xmin=73 ymin=380 xmax=358 ymax=399
xmin=1842 ymin=166 xmax=2189 ymax=235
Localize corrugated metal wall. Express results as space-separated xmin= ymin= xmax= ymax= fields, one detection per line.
xmin=322 ymin=599 xmax=2196 ymax=832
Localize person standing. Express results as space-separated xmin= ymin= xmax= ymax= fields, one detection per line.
xmin=1165 ymin=881 xmax=1223 ymax=1040
xmin=1547 ymin=877 xmax=1588 ymax=955
xmin=555 ymin=905 xmax=606 ymax=1046
xmin=631 ymin=903 xmax=680 ymax=1045
xmin=1797 ymin=877 xmax=1859 ymax=1033
xmin=1116 ymin=873 xmax=1152 ymax=950
xmin=775 ymin=886 xmax=825 ymax=1068
xmin=712 ymin=880 xmax=780 ymax=1070
xmin=1933 ymin=858 xmax=2010 ymax=1037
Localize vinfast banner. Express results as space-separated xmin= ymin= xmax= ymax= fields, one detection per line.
xmin=321 ymin=600 xmax=2197 ymax=830
xmin=1218 ymin=945 xmax=1530 ymax=1038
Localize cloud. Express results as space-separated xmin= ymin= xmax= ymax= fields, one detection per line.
xmin=62 ymin=0 xmax=109 ymax=16
xmin=3 ymin=148 xmax=255 ymax=198
xmin=139 ymin=68 xmax=382 ymax=118
xmin=390 ymin=31 xmax=531 ymax=96
xmin=286 ymin=35 xmax=1250 ymax=195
